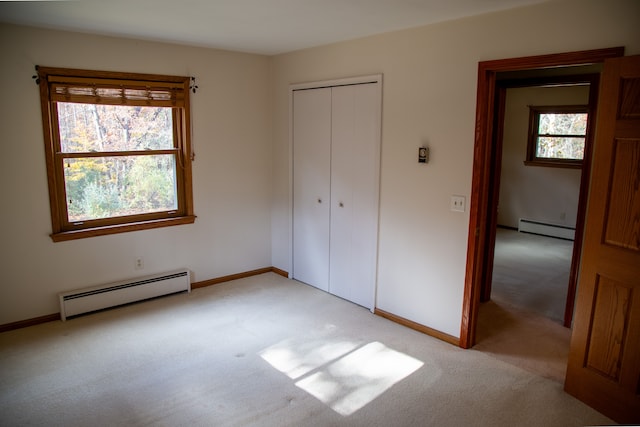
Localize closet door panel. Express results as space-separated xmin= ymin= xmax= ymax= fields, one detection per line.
xmin=329 ymin=83 xmax=381 ymax=309
xmin=328 ymin=85 xmax=354 ymax=303
xmin=292 ymin=88 xmax=331 ymax=291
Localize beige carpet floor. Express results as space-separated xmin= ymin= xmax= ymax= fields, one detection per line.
xmin=0 ymin=273 xmax=612 ymax=426
xmin=476 ymin=229 xmax=574 ymax=384
xmin=475 ymin=299 xmax=571 ymax=383
xmin=489 ymin=228 xmax=573 ymax=324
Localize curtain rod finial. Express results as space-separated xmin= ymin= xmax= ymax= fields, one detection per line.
xmin=33 ymin=65 xmax=41 ymax=84
xmin=190 ymin=76 xmax=198 ymax=94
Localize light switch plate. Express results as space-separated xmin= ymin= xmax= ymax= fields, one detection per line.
xmin=451 ymin=195 xmax=465 ymax=212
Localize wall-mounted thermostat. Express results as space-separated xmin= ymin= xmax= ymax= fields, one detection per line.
xmin=419 ymin=146 xmax=429 ymax=163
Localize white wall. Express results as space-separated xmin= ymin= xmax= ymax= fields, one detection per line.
xmin=2 ymin=0 xmax=639 ymax=335
xmin=498 ymin=85 xmax=589 ymax=229
xmin=270 ymin=0 xmax=640 ymax=338
xmin=0 ymin=24 xmax=272 ymax=324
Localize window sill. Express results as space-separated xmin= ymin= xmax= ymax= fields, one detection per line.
xmin=524 ymin=160 xmax=582 ymax=169
xmin=50 ymin=215 xmax=196 ymax=242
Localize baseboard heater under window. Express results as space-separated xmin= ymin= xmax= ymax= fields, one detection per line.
xmin=59 ymin=269 xmax=190 ymax=321
xmin=518 ymin=218 xmax=575 ymax=241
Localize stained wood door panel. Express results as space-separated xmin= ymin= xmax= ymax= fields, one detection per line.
xmin=585 ymin=276 xmax=631 ymax=380
xmin=619 ymin=78 xmax=640 ymax=118
xmin=565 ymin=55 xmax=640 ymax=423
xmin=604 ymin=138 xmax=640 ymax=251
xmin=568 ymin=276 xmax=640 ymax=409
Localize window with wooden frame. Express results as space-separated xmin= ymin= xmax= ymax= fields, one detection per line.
xmin=526 ymin=105 xmax=588 ymax=168
xmin=37 ymin=67 xmax=195 ymax=242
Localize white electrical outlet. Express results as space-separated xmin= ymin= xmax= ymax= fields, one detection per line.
xmin=135 ymin=257 xmax=144 ymax=270
xmin=451 ymin=195 xmax=465 ymax=212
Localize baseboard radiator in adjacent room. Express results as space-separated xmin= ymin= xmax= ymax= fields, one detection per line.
xmin=518 ymin=218 xmax=575 ymax=241
xmin=59 ymin=269 xmax=190 ymax=321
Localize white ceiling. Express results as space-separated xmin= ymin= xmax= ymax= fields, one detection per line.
xmin=0 ymin=0 xmax=549 ymax=55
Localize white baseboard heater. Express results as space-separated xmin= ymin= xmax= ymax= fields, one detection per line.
xmin=59 ymin=269 xmax=190 ymax=321
xmin=518 ymin=218 xmax=575 ymax=241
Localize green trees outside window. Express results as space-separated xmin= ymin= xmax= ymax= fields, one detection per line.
xmin=526 ymin=105 xmax=588 ymax=168
xmin=57 ymin=103 xmax=177 ymax=222
xmin=37 ymin=67 xmax=195 ymax=241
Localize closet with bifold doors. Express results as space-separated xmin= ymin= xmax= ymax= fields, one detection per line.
xmin=292 ymin=76 xmax=382 ymax=310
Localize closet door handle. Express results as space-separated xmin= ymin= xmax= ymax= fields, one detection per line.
xmin=339 ymin=202 xmax=344 ymax=208
xmin=317 ymin=198 xmax=322 ymax=204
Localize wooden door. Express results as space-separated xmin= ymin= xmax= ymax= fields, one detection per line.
xmin=292 ymin=88 xmax=332 ymax=292
xmin=565 ymin=55 xmax=640 ymax=423
xmin=329 ymin=83 xmax=381 ymax=310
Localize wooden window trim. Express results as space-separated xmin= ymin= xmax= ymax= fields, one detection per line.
xmin=525 ymin=105 xmax=588 ymax=169
xmin=37 ymin=66 xmax=196 ymax=242
xmin=50 ymin=216 xmax=197 ymax=242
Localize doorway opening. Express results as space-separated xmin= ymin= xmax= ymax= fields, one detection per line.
xmin=485 ymin=71 xmax=599 ymax=318
xmin=459 ymin=47 xmax=625 ymax=351
xmin=472 ymin=70 xmax=600 ymax=382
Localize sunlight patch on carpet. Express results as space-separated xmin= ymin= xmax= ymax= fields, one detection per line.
xmin=260 ymin=338 xmax=423 ymax=416
xmin=259 ymin=337 xmax=360 ymax=379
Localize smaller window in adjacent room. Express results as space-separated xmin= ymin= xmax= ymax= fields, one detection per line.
xmin=37 ymin=67 xmax=196 ymax=242
xmin=526 ymin=105 xmax=588 ymax=168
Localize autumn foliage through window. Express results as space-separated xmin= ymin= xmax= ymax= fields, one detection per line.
xmin=526 ymin=105 xmax=588 ymax=168
xmin=58 ymin=103 xmax=177 ymax=221
xmin=38 ymin=67 xmax=195 ymax=241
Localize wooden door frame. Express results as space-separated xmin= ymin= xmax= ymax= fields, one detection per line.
xmin=459 ymin=47 xmax=625 ymax=349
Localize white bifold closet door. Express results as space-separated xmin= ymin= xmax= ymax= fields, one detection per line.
xmin=293 ymin=81 xmax=381 ymax=310
xmin=329 ymin=83 xmax=380 ymax=309
xmin=292 ymin=87 xmax=332 ymax=292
